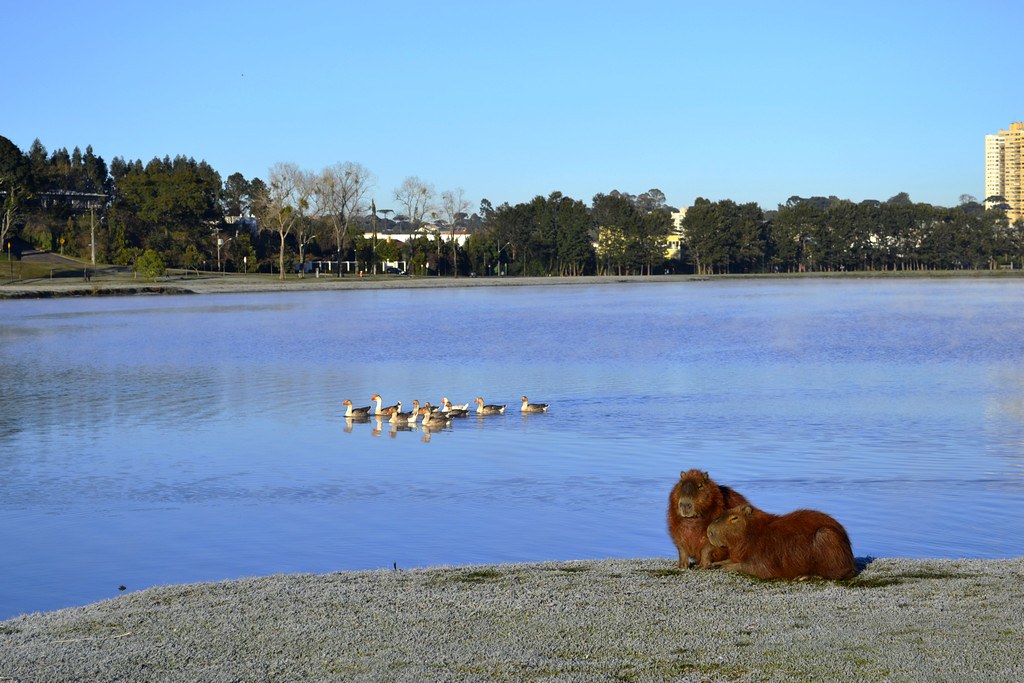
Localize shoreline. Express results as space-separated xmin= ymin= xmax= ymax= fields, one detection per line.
xmin=2 ymin=557 xmax=1021 ymax=681
xmin=2 ymin=268 xmax=1023 ymax=299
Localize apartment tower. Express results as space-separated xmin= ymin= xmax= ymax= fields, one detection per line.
xmin=985 ymin=121 xmax=1024 ymax=222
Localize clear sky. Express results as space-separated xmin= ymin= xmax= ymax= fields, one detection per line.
xmin=5 ymin=0 xmax=1021 ymax=213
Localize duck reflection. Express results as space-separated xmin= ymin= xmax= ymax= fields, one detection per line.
xmin=343 ymin=415 xmax=370 ymax=433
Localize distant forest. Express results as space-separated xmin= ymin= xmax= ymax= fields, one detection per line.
xmin=2 ymin=135 xmax=1022 ymax=277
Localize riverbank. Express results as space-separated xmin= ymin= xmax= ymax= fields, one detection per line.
xmin=3 ymin=268 xmax=1024 ymax=299
xmin=1 ymin=557 xmax=1021 ymax=682
xmin=0 ymin=272 xmax=694 ymax=298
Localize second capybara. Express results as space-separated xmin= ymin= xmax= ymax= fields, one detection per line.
xmin=667 ymin=469 xmax=752 ymax=568
xmin=707 ymin=505 xmax=857 ymax=580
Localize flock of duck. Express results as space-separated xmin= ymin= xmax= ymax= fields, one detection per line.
xmin=342 ymin=394 xmax=550 ymax=428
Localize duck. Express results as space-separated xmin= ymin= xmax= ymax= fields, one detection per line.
xmin=420 ymin=407 xmax=453 ymax=428
xmin=371 ymin=394 xmax=400 ymax=416
xmin=442 ymin=398 xmax=470 ymax=417
xmin=443 ymin=398 xmax=470 ymax=412
xmin=520 ymin=396 xmax=550 ymax=413
xmin=474 ymin=397 xmax=506 ymax=415
xmin=389 ymin=400 xmax=421 ymax=425
xmin=342 ymin=399 xmax=372 ymax=418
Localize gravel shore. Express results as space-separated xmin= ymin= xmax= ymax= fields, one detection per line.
xmin=1 ymin=557 xmax=1021 ymax=682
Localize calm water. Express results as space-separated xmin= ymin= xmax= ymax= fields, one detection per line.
xmin=1 ymin=279 xmax=1023 ymax=618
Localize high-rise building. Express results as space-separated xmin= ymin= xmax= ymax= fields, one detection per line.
xmin=985 ymin=121 xmax=1024 ymax=222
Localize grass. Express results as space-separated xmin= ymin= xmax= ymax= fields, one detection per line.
xmin=449 ymin=569 xmax=504 ymax=584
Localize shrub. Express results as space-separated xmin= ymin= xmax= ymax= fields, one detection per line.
xmin=136 ymin=249 xmax=166 ymax=280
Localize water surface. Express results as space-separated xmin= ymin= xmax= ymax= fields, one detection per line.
xmin=1 ymin=279 xmax=1022 ymax=618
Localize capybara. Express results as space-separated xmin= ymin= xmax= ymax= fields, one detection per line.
xmin=707 ymin=505 xmax=857 ymax=580
xmin=667 ymin=469 xmax=751 ymax=568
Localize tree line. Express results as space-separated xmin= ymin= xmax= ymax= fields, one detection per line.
xmin=3 ymin=135 xmax=1022 ymax=278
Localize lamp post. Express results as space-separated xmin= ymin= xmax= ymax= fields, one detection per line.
xmin=299 ymin=234 xmax=315 ymax=278
xmin=370 ymin=200 xmax=376 ymax=276
xmin=495 ymin=241 xmax=511 ymax=276
xmin=376 ymin=208 xmax=392 ymax=275
xmin=216 ymin=236 xmax=233 ymax=273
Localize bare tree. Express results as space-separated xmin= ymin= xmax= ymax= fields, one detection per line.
xmin=315 ymin=162 xmax=374 ymax=276
xmin=394 ymin=176 xmax=435 ymax=232
xmin=440 ymin=188 xmax=470 ymax=277
xmin=1 ymin=178 xmax=30 ymax=260
xmin=258 ymin=162 xmax=314 ymax=279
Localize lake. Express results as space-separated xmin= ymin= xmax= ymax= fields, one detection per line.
xmin=1 ymin=278 xmax=1022 ymax=619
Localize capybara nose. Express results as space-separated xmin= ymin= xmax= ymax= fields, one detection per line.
xmin=679 ymin=503 xmax=694 ymax=516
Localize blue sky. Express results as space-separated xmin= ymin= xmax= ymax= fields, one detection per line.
xmin=5 ymin=1 xmax=1020 ymax=213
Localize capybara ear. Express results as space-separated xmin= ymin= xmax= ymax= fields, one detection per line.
xmin=741 ymin=505 xmax=753 ymax=517
xmin=701 ymin=471 xmax=710 ymax=483
xmin=679 ymin=471 xmax=686 ymax=480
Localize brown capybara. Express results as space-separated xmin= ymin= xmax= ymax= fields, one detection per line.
xmin=667 ymin=469 xmax=752 ymax=568
xmin=707 ymin=505 xmax=857 ymax=580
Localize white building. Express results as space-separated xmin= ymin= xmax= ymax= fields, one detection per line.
xmin=362 ymin=224 xmax=470 ymax=247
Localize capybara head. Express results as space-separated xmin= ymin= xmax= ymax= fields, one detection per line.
xmin=674 ymin=469 xmax=717 ymax=518
xmin=707 ymin=505 xmax=754 ymax=548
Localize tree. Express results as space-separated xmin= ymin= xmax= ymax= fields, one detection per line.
xmin=394 ymin=176 xmax=435 ymax=231
xmin=1 ymin=182 xmax=30 ymax=256
xmin=183 ymin=244 xmax=201 ymax=276
xmin=222 ymin=172 xmax=251 ymax=217
xmin=555 ymin=195 xmax=593 ymax=276
xmin=316 ymin=162 xmax=373 ymax=276
xmin=135 ymin=248 xmax=166 ymax=280
xmin=256 ymin=162 xmax=314 ymax=279
xmin=440 ymin=188 xmax=470 ymax=276
xmin=771 ymin=199 xmax=823 ymax=272
xmin=639 ymin=209 xmax=673 ymax=274
xmin=635 ymin=188 xmax=667 ymax=213
xmin=376 ymin=237 xmax=401 ymax=267
xmin=591 ymin=191 xmax=669 ymax=275
xmin=110 ymin=155 xmax=222 ymax=264
xmin=0 ymin=136 xmax=32 ymax=255
xmin=592 ymin=192 xmax=635 ymax=274
xmin=684 ymin=198 xmax=753 ymax=275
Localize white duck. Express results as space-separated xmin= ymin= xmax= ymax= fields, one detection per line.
xmin=443 ymin=397 xmax=470 ymax=412
xmin=520 ymin=396 xmax=549 ymax=413
xmin=474 ymin=397 xmax=506 ymax=415
xmin=441 ymin=398 xmax=470 ymax=417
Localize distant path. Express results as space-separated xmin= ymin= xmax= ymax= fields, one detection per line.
xmin=18 ymin=250 xmax=87 ymax=268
